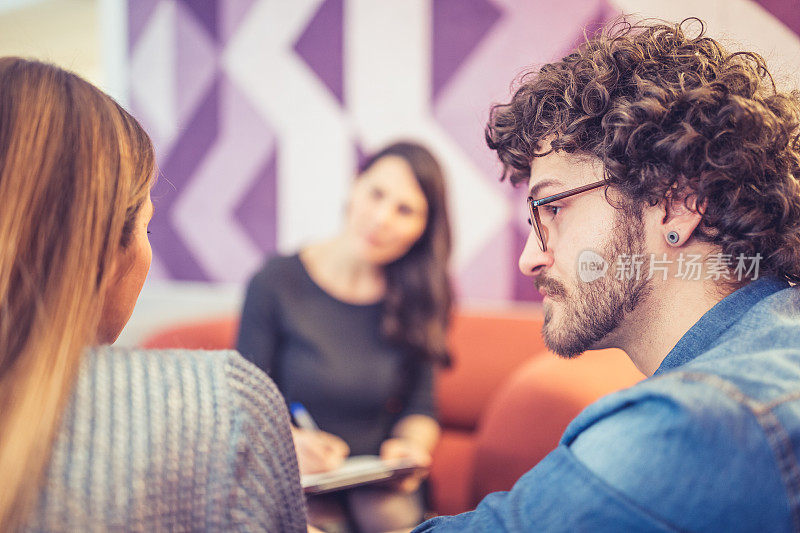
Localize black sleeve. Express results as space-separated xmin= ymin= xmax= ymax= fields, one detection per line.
xmin=236 ymin=264 xmax=279 ymax=376
xmin=398 ymin=358 xmax=437 ymax=421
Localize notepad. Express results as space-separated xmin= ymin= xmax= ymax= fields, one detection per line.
xmin=301 ymin=455 xmax=426 ymax=495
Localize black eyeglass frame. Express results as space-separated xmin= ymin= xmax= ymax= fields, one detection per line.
xmin=527 ymin=179 xmax=607 ymax=252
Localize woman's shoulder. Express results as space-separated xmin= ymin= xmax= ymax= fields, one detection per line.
xmin=68 ymin=346 xmax=289 ymax=448
xmin=248 ymin=252 xmax=304 ymax=288
xmin=263 ymin=252 xmax=302 ymax=273
xmin=30 ymin=346 xmax=303 ymax=531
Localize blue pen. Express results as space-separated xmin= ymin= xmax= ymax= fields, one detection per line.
xmin=290 ymin=402 xmax=319 ymax=431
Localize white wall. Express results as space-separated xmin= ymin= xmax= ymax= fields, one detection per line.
xmin=0 ymin=0 xmax=102 ymax=86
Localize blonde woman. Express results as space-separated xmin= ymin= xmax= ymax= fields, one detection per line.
xmin=0 ymin=58 xmax=306 ymax=531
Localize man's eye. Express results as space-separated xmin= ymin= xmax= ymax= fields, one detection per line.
xmin=544 ymin=205 xmax=561 ymax=217
xmin=527 ymin=217 xmax=533 ymax=227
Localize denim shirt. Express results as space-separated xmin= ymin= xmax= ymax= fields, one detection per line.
xmin=415 ymin=278 xmax=800 ymax=532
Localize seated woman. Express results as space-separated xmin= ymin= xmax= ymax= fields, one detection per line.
xmin=237 ymin=142 xmax=454 ymax=532
xmin=0 ymin=58 xmax=306 ymax=532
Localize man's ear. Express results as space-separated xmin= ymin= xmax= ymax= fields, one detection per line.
xmin=660 ymin=191 xmax=705 ymax=247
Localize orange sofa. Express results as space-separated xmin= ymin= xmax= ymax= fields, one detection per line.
xmin=139 ymin=308 xmax=644 ymax=516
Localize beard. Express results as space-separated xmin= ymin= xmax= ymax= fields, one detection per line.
xmin=536 ymin=209 xmax=652 ymax=358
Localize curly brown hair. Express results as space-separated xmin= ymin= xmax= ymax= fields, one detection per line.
xmin=486 ymin=17 xmax=800 ymax=283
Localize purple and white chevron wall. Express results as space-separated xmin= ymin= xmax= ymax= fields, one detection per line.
xmin=123 ymin=0 xmax=800 ymax=302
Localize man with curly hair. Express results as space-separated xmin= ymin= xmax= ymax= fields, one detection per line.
xmin=415 ymin=18 xmax=800 ymax=532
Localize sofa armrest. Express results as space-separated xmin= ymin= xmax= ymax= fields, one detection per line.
xmin=470 ymin=348 xmax=644 ymax=505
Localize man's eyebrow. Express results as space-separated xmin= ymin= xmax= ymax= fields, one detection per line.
xmin=529 ymin=179 xmax=564 ymax=200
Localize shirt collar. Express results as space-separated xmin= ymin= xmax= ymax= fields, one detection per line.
xmin=653 ymin=276 xmax=789 ymax=376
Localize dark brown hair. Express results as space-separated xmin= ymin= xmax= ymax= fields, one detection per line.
xmin=486 ymin=18 xmax=800 ymax=282
xmin=359 ymin=142 xmax=453 ymax=365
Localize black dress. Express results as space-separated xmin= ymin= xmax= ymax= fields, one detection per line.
xmin=236 ymin=254 xmax=436 ymax=456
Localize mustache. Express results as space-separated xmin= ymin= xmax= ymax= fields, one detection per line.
xmin=535 ymin=276 xmax=568 ymax=299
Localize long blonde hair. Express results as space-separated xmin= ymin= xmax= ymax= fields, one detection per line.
xmin=0 ymin=58 xmax=154 ymax=530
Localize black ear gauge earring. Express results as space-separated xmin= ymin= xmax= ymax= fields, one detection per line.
xmin=667 ymin=231 xmax=680 ymax=245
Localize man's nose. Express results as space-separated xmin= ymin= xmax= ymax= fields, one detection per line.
xmin=519 ymin=229 xmax=552 ymax=277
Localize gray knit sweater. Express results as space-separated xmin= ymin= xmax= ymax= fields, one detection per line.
xmin=24 ymin=347 xmax=307 ymax=532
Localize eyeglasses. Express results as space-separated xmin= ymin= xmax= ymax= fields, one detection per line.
xmin=527 ymin=179 xmax=607 ymax=252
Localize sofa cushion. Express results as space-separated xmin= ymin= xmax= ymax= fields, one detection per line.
xmin=437 ymin=309 xmax=546 ymax=430
xmin=428 ymin=429 xmax=477 ymax=516
xmin=140 ymin=317 xmax=238 ymax=350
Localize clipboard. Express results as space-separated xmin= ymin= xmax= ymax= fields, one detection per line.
xmin=301 ymin=455 xmax=427 ymax=495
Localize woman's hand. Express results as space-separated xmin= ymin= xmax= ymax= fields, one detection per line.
xmin=291 ymin=427 xmax=350 ymax=475
xmin=379 ymin=437 xmax=432 ymax=493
